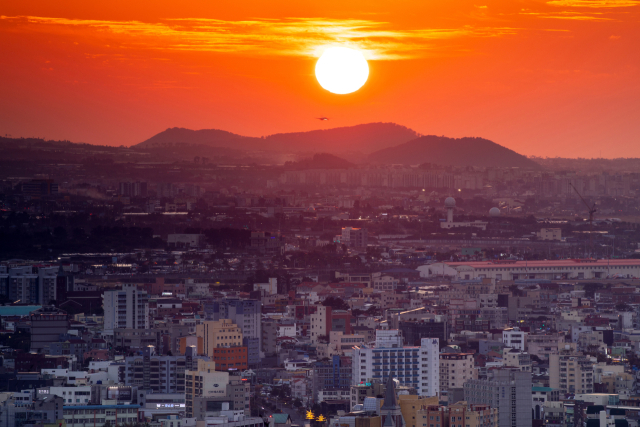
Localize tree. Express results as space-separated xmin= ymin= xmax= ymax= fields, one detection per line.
xmin=322 ymin=296 xmax=350 ymax=311
xmin=616 ymin=303 xmax=632 ymax=312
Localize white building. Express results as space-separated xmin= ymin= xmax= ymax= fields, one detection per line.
xmin=38 ymin=385 xmax=92 ymax=405
xmin=102 ymin=284 xmax=149 ymax=334
xmin=310 ymin=305 xmax=329 ymax=343
xmin=352 ymin=330 xmax=440 ymax=397
xmin=440 ymin=259 xmax=640 ymax=281
xmin=253 ymin=278 xmax=277 ymax=295
xmin=503 ymin=328 xmax=527 ymax=351
xmin=62 ymin=404 xmax=139 ymax=427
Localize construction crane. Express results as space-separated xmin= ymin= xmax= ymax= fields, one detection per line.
xmin=570 ymin=182 xmax=597 ymax=258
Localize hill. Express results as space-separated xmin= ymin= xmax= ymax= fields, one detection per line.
xmin=263 ymin=123 xmax=418 ymax=154
xmin=368 ymin=135 xmax=541 ymax=169
xmin=133 ymin=123 xmax=418 ymax=154
xmin=135 ymin=127 xmax=261 ymax=150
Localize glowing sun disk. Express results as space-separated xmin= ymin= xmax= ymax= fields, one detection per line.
xmin=315 ymin=47 xmax=369 ymax=94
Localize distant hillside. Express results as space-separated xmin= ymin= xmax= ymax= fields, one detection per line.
xmin=368 ymin=135 xmax=542 ymax=169
xmin=284 ymin=153 xmax=355 ymax=170
xmin=264 ymin=123 xmax=418 ymax=154
xmin=133 ymin=123 xmax=418 ymax=154
xmin=135 ymin=127 xmax=261 ymax=150
xmin=530 ymin=157 xmax=640 ymax=173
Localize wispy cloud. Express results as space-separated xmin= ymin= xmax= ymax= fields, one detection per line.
xmin=0 ymin=15 xmax=519 ymax=60
xmin=521 ymin=11 xmax=614 ymax=19
xmin=546 ymin=0 xmax=640 ymax=7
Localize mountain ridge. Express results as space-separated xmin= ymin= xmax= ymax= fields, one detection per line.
xmin=134 ymin=122 xmax=419 ymax=155
xmin=367 ymin=135 xmax=542 ymax=169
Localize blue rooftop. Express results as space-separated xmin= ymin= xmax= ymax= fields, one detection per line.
xmin=0 ymin=306 xmax=42 ymax=317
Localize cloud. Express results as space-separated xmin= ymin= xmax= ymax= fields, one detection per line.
xmin=520 ymin=11 xmax=614 ymax=19
xmin=0 ymin=15 xmax=519 ymax=60
xmin=546 ymin=0 xmax=640 ymax=7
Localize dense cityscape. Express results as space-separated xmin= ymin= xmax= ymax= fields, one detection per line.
xmin=2 ymin=138 xmax=640 ymax=427
xmin=3 ymin=0 xmax=640 ymax=426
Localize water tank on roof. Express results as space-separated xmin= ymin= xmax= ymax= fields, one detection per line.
xmin=444 ymin=197 xmax=456 ymax=208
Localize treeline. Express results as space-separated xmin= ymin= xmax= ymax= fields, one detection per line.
xmin=0 ymin=226 xmax=163 ymax=260
xmin=184 ymin=227 xmax=251 ymax=248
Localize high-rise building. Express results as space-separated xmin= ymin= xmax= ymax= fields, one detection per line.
xmin=549 ymin=344 xmax=594 ymax=395
xmin=119 ymin=181 xmax=148 ymax=197
xmin=30 ymin=306 xmax=70 ymax=352
xmin=102 ymin=284 xmax=149 ymax=334
xmin=310 ymin=305 xmax=352 ymax=344
xmin=352 ymin=330 xmax=440 ymax=397
xmin=185 ymin=359 xmax=229 ymax=417
xmin=204 ymin=299 xmax=262 ymax=364
xmin=123 ymin=345 xmax=200 ymax=394
xmin=37 ymin=266 xmax=57 ymax=305
xmin=464 ymin=369 xmax=532 ymax=427
xmin=196 ymin=319 xmax=243 ymax=355
xmin=314 ymin=355 xmax=352 ymax=393
xmin=341 ymin=227 xmax=368 ymax=248
xmin=0 ymin=265 xmax=62 ymax=305
xmin=6 ymin=266 xmax=38 ymax=304
xmin=439 ymin=353 xmax=477 ymax=395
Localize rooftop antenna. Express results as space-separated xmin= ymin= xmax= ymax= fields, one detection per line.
xmin=570 ymin=182 xmax=596 ymax=258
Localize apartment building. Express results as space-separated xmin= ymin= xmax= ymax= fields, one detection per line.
xmin=549 ymin=345 xmax=594 ymax=395
xmin=196 ymin=319 xmax=243 ymax=356
xmin=502 ymin=328 xmax=527 ymax=351
xmin=62 ymin=404 xmax=139 ymax=427
xmin=102 ymin=284 xmax=149 ymax=334
xmin=185 ymin=360 xmax=230 ymax=418
xmin=204 ymin=299 xmax=262 ymax=364
xmin=123 ymin=345 xmax=200 ymax=393
xmin=464 ymin=369 xmax=532 ymax=427
xmin=502 ymin=349 xmax=532 ymax=372
xmin=352 ymin=330 xmax=440 ymax=397
xmin=439 ymin=353 xmax=477 ymax=394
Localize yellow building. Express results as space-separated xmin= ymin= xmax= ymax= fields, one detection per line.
xmin=448 ymin=401 xmax=498 ymax=427
xmin=196 ymin=319 xmax=243 ymax=356
xmin=398 ymin=395 xmax=439 ymax=427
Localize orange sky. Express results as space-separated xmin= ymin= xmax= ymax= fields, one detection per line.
xmin=1 ymin=0 xmax=639 ymax=158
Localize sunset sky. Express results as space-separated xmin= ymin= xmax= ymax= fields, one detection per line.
xmin=1 ymin=0 xmax=639 ymax=158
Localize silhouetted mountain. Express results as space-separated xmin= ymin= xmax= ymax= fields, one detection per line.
xmin=263 ymin=123 xmax=418 ymax=154
xmin=134 ymin=123 xmax=418 ymax=154
xmin=368 ymin=135 xmax=541 ymax=169
xmin=135 ymin=127 xmax=260 ymax=149
xmin=285 ymin=153 xmax=355 ymax=170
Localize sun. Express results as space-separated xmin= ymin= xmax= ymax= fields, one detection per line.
xmin=315 ymin=47 xmax=369 ymax=95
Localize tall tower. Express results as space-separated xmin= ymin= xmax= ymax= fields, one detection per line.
xmin=380 ymin=376 xmax=406 ymax=427
xmin=445 ymin=197 xmax=456 ymax=223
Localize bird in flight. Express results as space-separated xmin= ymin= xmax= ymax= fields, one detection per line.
xmin=316 ymin=117 xmax=329 ymax=121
